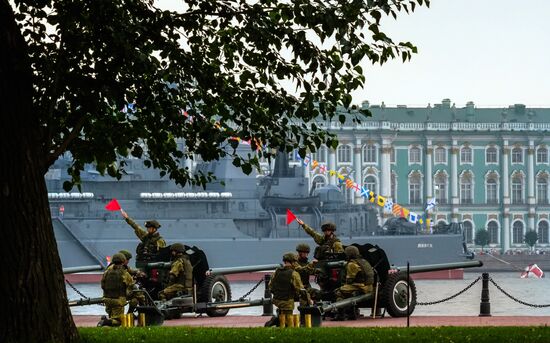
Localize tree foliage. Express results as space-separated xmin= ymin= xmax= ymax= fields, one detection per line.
xmin=524 ymin=230 xmax=538 ymax=249
xmin=474 ymin=229 xmax=490 ymax=250
xmin=12 ymin=0 xmax=429 ymax=189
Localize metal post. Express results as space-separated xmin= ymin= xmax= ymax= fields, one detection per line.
xmin=262 ymin=274 xmax=273 ymax=316
xmin=479 ymin=272 xmax=492 ymax=316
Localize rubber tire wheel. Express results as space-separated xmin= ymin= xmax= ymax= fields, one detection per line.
xmin=198 ymin=274 xmax=232 ymax=317
xmin=381 ymin=273 xmax=417 ymax=317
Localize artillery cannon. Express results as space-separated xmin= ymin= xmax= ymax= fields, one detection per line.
xmin=298 ymin=242 xmax=483 ymax=325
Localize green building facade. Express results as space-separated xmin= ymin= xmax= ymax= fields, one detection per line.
xmin=301 ymin=99 xmax=550 ymax=253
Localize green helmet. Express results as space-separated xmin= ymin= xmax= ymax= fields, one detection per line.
xmin=344 ymin=246 xmax=360 ymax=259
xmin=282 ymin=252 xmax=298 ymax=263
xmin=112 ymin=253 xmax=127 ymax=264
xmin=118 ymin=250 xmax=132 ymax=260
xmin=171 ymin=243 xmax=185 ymax=253
xmin=321 ymin=222 xmax=336 ymax=232
xmin=145 ymin=220 xmax=161 ymax=229
xmin=296 ymin=243 xmax=310 ymax=253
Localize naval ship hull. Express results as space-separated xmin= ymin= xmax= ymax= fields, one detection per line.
xmin=54 ymin=217 xmax=467 ymax=269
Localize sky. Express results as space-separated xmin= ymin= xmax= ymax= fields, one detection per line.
xmin=157 ymin=0 xmax=550 ymax=108
xmin=355 ymin=0 xmax=550 ymax=108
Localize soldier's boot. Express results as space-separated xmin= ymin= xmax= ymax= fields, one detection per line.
xmin=264 ymin=315 xmax=279 ymax=327
xmin=97 ymin=316 xmax=113 ymax=327
xmin=127 ymin=305 xmax=136 ymax=315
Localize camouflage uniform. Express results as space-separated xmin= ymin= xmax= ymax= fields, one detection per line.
xmin=124 ymin=217 xmax=166 ymax=260
xmin=335 ymin=247 xmax=374 ymax=300
xmin=107 ymin=250 xmax=145 ymax=313
xmin=300 ymin=223 xmax=344 ymax=256
xmin=294 ymin=243 xmax=320 ymax=302
xmin=101 ymin=254 xmax=135 ymax=326
xmin=158 ymin=255 xmax=193 ymax=300
xmin=269 ymin=253 xmax=310 ymax=315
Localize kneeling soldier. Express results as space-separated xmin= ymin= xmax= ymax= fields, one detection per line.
xmin=265 ymin=252 xmax=310 ymax=327
xmin=158 ymin=243 xmax=193 ymax=300
xmin=98 ymin=253 xmax=135 ymax=326
xmin=334 ymin=246 xmax=374 ymax=320
xmin=117 ymin=250 xmax=146 ymax=314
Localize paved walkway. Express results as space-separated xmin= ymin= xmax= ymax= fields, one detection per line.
xmin=74 ymin=315 xmax=550 ymax=328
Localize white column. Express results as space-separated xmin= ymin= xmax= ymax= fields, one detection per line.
xmin=450 ymin=141 xmax=459 ymax=223
xmin=328 ymin=148 xmax=336 ymax=185
xmin=381 ymin=138 xmax=392 ymax=199
xmin=502 ymin=142 xmax=510 ymax=252
xmin=353 ymin=140 xmax=363 ymax=204
xmin=426 ymin=144 xmax=433 ymax=199
xmin=528 ymin=141 xmax=535 ymax=232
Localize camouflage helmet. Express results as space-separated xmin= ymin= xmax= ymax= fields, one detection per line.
xmin=171 ymin=243 xmax=185 ymax=253
xmin=321 ymin=221 xmax=336 ymax=232
xmin=111 ymin=253 xmax=127 ymax=264
xmin=344 ymin=246 xmax=360 ymax=259
xmin=282 ymin=252 xmax=298 ymax=263
xmin=296 ymin=243 xmax=311 ymax=253
xmin=118 ymin=250 xmax=132 ymax=260
xmin=145 ymin=220 xmax=161 ymax=229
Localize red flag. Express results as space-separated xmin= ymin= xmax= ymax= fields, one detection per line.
xmin=286 ymin=209 xmax=297 ymax=225
xmin=105 ymin=198 xmax=121 ymax=211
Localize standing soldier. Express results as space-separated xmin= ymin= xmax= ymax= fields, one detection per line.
xmin=120 ymin=209 xmax=166 ymax=261
xmin=294 ymin=243 xmax=320 ymax=301
xmin=158 ymin=243 xmax=193 ymax=300
xmin=334 ymin=246 xmax=374 ymax=320
xmin=296 ymin=219 xmax=344 ymax=259
xmin=98 ymin=253 xmax=134 ymax=326
xmin=264 ymin=252 xmax=310 ymax=327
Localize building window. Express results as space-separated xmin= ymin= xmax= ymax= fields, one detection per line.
xmin=488 ymin=221 xmax=499 ymax=244
xmin=363 ymin=144 xmax=377 ymax=163
xmin=486 ymin=147 xmax=498 ymax=164
xmin=311 ymin=175 xmax=326 ymax=191
xmin=461 ymin=147 xmax=472 ymax=164
xmin=511 ymin=147 xmax=523 ymax=164
xmin=409 ymin=146 xmax=421 ymax=164
xmin=537 ymin=147 xmax=548 ymax=164
xmin=463 ymin=221 xmax=473 ymax=244
xmin=460 ymin=172 xmax=473 ymax=204
xmin=364 ymin=175 xmax=377 ymax=195
xmin=312 ymin=145 xmax=327 ymax=163
xmin=391 ymin=173 xmax=397 ymax=201
xmin=537 ymin=176 xmax=548 ymax=205
xmin=512 ymin=221 xmax=524 ymax=244
xmin=434 ymin=147 xmax=446 ymax=164
xmin=538 ymin=221 xmax=549 ymax=244
xmin=408 ymin=173 xmax=421 ymax=205
xmin=390 ymin=147 xmax=395 ymax=163
xmin=337 ymin=145 xmax=351 ymax=163
xmin=511 ymin=174 xmax=524 ymax=204
xmin=486 ymin=178 xmax=498 ymax=204
xmin=435 ymin=172 xmax=448 ymax=205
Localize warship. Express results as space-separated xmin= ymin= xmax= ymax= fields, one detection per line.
xmin=46 ymin=146 xmax=470 ymax=270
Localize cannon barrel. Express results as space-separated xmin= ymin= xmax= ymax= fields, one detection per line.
xmin=143 ymin=262 xmax=173 ymax=270
xmin=63 ymin=265 xmax=103 ymax=274
xmin=210 ymin=264 xmax=281 ymax=275
xmin=68 ymin=297 xmax=104 ymax=307
xmin=394 ymin=260 xmax=483 ymax=274
xmin=194 ymin=298 xmax=271 ymax=312
xmin=321 ymin=293 xmax=373 ymax=313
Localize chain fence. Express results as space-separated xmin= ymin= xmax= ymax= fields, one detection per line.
xmin=65 ymin=278 xmax=88 ymax=299
xmin=238 ymin=278 xmax=265 ymax=301
xmin=489 ymin=277 xmax=550 ymax=308
xmin=416 ymin=276 xmax=481 ymax=306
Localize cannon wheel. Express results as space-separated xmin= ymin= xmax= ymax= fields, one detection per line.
xmin=198 ymin=274 xmax=232 ymax=317
xmin=381 ymin=273 xmax=417 ymax=317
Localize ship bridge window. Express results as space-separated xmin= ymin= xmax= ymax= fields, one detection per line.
xmin=238 ymin=202 xmax=246 ymax=211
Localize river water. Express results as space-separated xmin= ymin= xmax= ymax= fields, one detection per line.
xmin=68 ymin=272 xmax=550 ymax=317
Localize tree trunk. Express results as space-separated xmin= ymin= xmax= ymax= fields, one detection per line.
xmin=0 ymin=2 xmax=79 ymax=342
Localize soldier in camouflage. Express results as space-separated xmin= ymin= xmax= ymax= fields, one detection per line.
xmin=334 ymin=246 xmax=374 ymax=320
xmin=264 ymin=252 xmax=310 ymax=327
xmin=98 ymin=253 xmax=135 ymax=326
xmin=116 ymin=250 xmax=145 ymax=314
xmin=296 ymin=218 xmax=344 ymax=259
xmin=158 ymin=243 xmax=194 ymax=300
xmin=294 ymin=243 xmax=320 ymax=302
xmin=120 ymin=209 xmax=166 ymax=261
